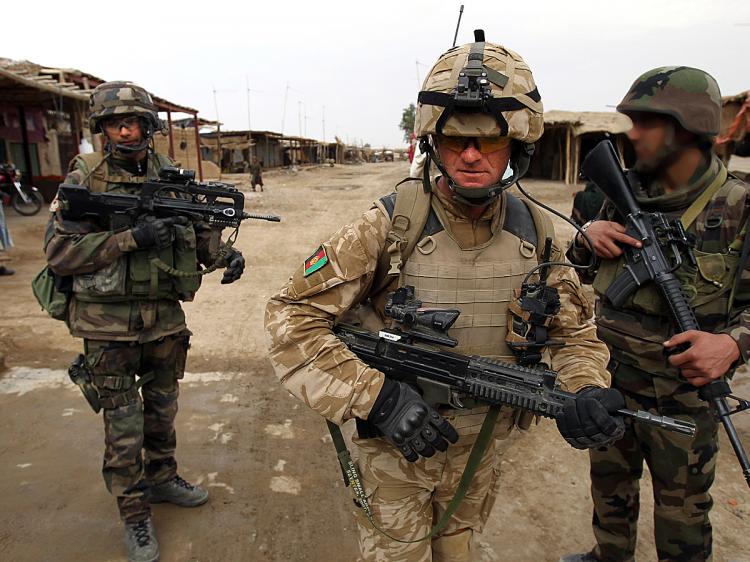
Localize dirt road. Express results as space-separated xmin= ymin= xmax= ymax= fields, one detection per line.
xmin=0 ymin=162 xmax=747 ymax=561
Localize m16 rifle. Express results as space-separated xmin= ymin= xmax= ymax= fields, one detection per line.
xmin=334 ymin=286 xmax=695 ymax=436
xmin=581 ymin=139 xmax=750 ymax=487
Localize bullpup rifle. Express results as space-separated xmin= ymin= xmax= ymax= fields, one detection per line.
xmin=581 ymin=139 xmax=750 ymax=487
xmin=334 ymin=286 xmax=695 ymax=436
xmin=57 ymin=166 xmax=281 ymax=230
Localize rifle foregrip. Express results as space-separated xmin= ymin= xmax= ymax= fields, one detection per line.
xmin=655 ymin=272 xmax=700 ymax=332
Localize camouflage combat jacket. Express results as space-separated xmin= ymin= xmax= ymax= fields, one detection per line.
xmin=45 ymin=150 xmax=217 ymax=343
xmin=568 ymin=154 xmax=750 ymax=378
xmin=266 ymin=182 xmax=610 ymax=428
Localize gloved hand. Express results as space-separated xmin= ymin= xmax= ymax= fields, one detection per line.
xmin=131 ymin=216 xmax=188 ymax=249
xmin=368 ymin=378 xmax=459 ymax=462
xmin=220 ymin=248 xmax=245 ymax=284
xmin=555 ymin=387 xmax=626 ymax=450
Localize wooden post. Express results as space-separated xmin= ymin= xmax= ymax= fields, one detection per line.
xmin=166 ymin=110 xmax=175 ymax=160
xmin=565 ymin=127 xmax=572 ymax=185
xmin=193 ymin=113 xmax=203 ymax=181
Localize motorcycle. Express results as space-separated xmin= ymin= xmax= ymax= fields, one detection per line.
xmin=0 ymin=164 xmax=45 ymax=216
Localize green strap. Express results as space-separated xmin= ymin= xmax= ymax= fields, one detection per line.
xmin=326 ymin=405 xmax=502 ymax=543
xmin=680 ymin=164 xmax=728 ymax=230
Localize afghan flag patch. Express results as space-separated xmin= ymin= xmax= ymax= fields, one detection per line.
xmin=304 ymin=245 xmax=329 ymax=277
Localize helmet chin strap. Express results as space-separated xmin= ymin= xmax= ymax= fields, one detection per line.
xmin=419 ymin=137 xmax=533 ymax=207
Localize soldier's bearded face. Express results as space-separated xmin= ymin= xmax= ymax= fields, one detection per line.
xmin=626 ymin=113 xmax=674 ymax=171
xmin=437 ymin=136 xmax=511 ymax=188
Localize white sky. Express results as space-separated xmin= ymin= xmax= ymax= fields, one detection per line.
xmin=4 ymin=0 xmax=749 ymax=147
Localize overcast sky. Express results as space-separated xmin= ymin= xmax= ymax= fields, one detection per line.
xmin=4 ymin=0 xmax=749 ymax=146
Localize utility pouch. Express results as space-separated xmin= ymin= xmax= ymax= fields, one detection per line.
xmin=68 ymin=353 xmax=102 ymax=413
xmin=31 ymin=266 xmax=70 ymax=321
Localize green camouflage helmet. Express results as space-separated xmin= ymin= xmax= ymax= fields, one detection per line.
xmin=414 ymin=40 xmax=544 ymax=142
xmin=88 ymin=81 xmax=160 ymax=135
xmin=617 ymin=66 xmax=721 ymax=137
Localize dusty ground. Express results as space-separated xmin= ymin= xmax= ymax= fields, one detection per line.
xmin=0 ymin=162 xmax=748 ymax=562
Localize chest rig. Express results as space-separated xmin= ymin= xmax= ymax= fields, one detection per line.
xmin=593 ymin=166 xmax=750 ymax=377
xmin=70 ymin=152 xmax=200 ymax=305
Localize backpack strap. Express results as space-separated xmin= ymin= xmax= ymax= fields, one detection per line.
xmin=371 ymin=179 xmax=433 ymax=294
xmin=74 ymin=152 xmax=109 ymax=192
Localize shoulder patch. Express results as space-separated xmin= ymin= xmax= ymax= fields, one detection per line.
xmin=49 ymin=196 xmax=59 ymax=213
xmin=303 ymin=246 xmax=329 ymax=277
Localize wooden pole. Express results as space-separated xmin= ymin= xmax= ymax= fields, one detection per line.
xmin=166 ymin=110 xmax=175 ymax=160
xmin=565 ymin=127 xmax=571 ymax=185
xmin=193 ymin=112 xmax=203 ymax=181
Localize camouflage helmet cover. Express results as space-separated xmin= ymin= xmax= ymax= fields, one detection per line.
xmin=616 ymin=66 xmax=721 ymax=137
xmin=414 ymin=42 xmax=544 ymax=143
xmin=88 ymin=81 xmax=160 ymax=135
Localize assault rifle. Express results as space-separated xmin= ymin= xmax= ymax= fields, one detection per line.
xmin=581 ymin=139 xmax=750 ymax=487
xmin=57 ymin=166 xmax=281 ymax=230
xmin=334 ymin=286 xmax=695 ymax=436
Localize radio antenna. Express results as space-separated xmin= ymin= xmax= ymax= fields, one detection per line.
xmin=452 ymin=5 xmax=464 ymax=47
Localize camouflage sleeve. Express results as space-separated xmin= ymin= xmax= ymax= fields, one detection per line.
xmin=44 ymin=162 xmax=137 ymax=276
xmin=720 ymin=223 xmax=750 ymax=365
xmin=546 ymin=243 xmax=611 ymax=393
xmin=265 ymin=207 xmax=391 ymax=425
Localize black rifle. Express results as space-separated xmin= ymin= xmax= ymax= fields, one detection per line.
xmin=57 ymin=166 xmax=280 ymax=230
xmin=581 ymin=139 xmax=750 ymax=487
xmin=334 ymin=286 xmax=695 ymax=436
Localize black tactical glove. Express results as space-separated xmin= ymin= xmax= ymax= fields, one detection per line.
xmin=131 ymin=216 xmax=188 ymax=249
xmin=220 ymin=248 xmax=245 ymax=284
xmin=368 ymin=378 xmax=459 ymax=462
xmin=556 ymin=387 xmax=626 ymax=450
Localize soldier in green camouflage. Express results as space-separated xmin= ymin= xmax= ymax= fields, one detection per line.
xmin=44 ymin=81 xmax=245 ymax=562
xmin=266 ymin=35 xmax=626 ymax=562
xmin=561 ymin=67 xmax=750 ymax=562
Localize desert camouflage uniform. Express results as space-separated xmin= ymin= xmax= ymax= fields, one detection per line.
xmin=45 ymin=151 xmax=218 ymax=523
xmin=568 ymin=153 xmax=750 ymax=562
xmin=267 ymin=181 xmax=611 ymax=561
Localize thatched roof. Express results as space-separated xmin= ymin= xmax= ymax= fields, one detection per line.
xmin=544 ymin=110 xmax=632 ymax=136
xmin=0 ymin=57 xmax=198 ymax=114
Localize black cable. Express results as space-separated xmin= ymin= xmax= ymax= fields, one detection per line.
xmin=515 ymin=179 xmax=597 ymax=285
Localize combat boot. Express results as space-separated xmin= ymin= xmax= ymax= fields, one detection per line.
xmin=124 ymin=516 xmax=159 ymax=562
xmin=148 ymin=474 xmax=209 ymax=507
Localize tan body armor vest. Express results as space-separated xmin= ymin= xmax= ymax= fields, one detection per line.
xmin=357 ymin=183 xmax=552 ymax=438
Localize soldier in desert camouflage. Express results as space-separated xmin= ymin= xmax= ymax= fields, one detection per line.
xmin=560 ymin=67 xmax=750 ymax=562
xmin=44 ymin=81 xmax=245 ymax=562
xmin=266 ymin=34 xmax=628 ymax=562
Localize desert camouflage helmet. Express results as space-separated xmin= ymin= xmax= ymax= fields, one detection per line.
xmin=617 ymin=66 xmax=721 ymax=137
xmin=414 ymin=39 xmax=544 ymax=142
xmin=88 ymin=81 xmax=160 ymax=135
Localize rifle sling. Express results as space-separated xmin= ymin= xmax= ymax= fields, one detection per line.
xmin=326 ymin=405 xmax=501 ymax=543
xmin=680 ymin=163 xmax=728 ymax=230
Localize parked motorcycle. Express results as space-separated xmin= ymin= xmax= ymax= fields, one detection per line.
xmin=0 ymin=164 xmax=44 ymax=216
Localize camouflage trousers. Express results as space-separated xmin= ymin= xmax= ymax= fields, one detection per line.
xmin=589 ymin=360 xmax=718 ymax=562
xmin=83 ymin=331 xmax=190 ymax=523
xmin=351 ymin=407 xmax=520 ymax=562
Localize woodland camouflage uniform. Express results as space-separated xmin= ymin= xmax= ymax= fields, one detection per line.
xmin=45 ymin=84 xmax=221 ymax=524
xmin=567 ymin=67 xmax=750 ymax=562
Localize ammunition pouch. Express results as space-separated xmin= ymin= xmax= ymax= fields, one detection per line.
xmin=32 ymin=266 xmax=71 ymax=321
